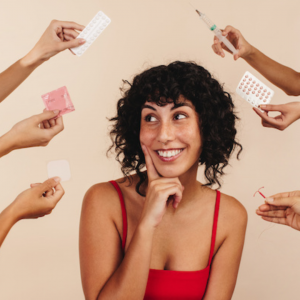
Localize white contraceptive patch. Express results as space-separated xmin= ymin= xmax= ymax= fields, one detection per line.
xmin=71 ymin=11 xmax=111 ymax=56
xmin=47 ymin=160 xmax=71 ymax=182
xmin=236 ymin=71 xmax=274 ymax=110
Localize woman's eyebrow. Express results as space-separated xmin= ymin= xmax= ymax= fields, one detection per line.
xmin=171 ymin=102 xmax=193 ymax=110
xmin=141 ymin=104 xmax=156 ymax=111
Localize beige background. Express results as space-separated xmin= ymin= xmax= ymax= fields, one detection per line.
xmin=0 ymin=0 xmax=300 ymax=299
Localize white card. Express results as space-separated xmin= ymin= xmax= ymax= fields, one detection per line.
xmin=47 ymin=160 xmax=71 ymax=182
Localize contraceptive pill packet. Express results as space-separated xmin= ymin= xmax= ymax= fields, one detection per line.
xmin=41 ymin=86 xmax=75 ymax=118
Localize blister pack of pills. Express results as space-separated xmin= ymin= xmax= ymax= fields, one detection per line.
xmin=71 ymin=11 xmax=111 ymax=56
xmin=41 ymin=86 xmax=75 ymax=118
xmin=236 ymin=71 xmax=274 ymax=109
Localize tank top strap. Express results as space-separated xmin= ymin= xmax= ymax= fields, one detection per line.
xmin=109 ymin=181 xmax=128 ymax=252
xmin=208 ymin=190 xmax=221 ymax=266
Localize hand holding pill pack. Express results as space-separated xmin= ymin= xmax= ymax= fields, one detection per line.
xmin=236 ymin=71 xmax=274 ymax=109
xmin=71 ymin=11 xmax=111 ymax=56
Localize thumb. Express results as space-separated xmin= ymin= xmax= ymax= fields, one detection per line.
xmin=57 ymin=38 xmax=86 ymax=51
xmin=37 ymin=177 xmax=61 ymax=194
xmin=35 ymin=110 xmax=60 ymax=123
xmin=265 ymin=196 xmax=297 ymax=207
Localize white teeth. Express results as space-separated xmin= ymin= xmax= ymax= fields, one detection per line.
xmin=157 ymin=149 xmax=182 ymax=158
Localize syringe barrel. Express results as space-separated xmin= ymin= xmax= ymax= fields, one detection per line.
xmin=213 ymin=27 xmax=238 ymax=55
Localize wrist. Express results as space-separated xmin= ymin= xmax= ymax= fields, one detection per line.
xmin=137 ymin=220 xmax=156 ymax=236
xmin=243 ymin=45 xmax=257 ymax=62
xmin=0 ymin=131 xmax=17 ymax=157
xmin=20 ymin=50 xmax=44 ymax=69
xmin=1 ymin=204 xmax=20 ymax=227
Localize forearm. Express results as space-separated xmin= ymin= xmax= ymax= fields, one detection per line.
xmin=0 ymin=54 xmax=42 ymax=103
xmin=0 ymin=131 xmax=16 ymax=158
xmin=98 ymin=223 xmax=154 ymax=300
xmin=244 ymin=47 xmax=300 ymax=96
xmin=0 ymin=204 xmax=18 ymax=248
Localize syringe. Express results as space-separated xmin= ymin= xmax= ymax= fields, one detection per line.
xmin=196 ymin=10 xmax=238 ymax=55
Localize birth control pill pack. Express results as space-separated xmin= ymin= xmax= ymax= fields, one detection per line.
xmin=71 ymin=11 xmax=111 ymax=56
xmin=236 ymin=71 xmax=274 ymax=109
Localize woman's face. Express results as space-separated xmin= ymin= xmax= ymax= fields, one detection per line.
xmin=140 ymin=95 xmax=202 ymax=178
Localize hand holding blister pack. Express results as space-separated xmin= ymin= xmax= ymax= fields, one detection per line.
xmin=42 ymin=86 xmax=75 ymax=118
xmin=236 ymin=71 xmax=274 ymax=110
xmin=71 ymin=11 xmax=111 ymax=56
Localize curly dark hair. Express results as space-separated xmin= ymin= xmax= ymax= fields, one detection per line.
xmin=109 ymin=61 xmax=242 ymax=195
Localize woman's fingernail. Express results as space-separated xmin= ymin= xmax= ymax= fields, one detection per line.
xmin=266 ymin=197 xmax=274 ymax=203
xmin=54 ymin=176 xmax=61 ymax=183
xmin=259 ymin=105 xmax=267 ymax=109
xmin=79 ymin=39 xmax=86 ymax=44
xmin=53 ymin=110 xmax=59 ymax=114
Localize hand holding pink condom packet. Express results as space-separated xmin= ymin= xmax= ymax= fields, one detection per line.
xmin=41 ymin=86 xmax=75 ymax=118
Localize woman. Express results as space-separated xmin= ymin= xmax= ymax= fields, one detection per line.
xmin=79 ymin=61 xmax=247 ymax=300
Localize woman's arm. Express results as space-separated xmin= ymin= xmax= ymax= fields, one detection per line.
xmin=212 ymin=26 xmax=300 ymax=96
xmin=0 ymin=177 xmax=64 ymax=248
xmin=79 ymin=183 xmax=155 ymax=300
xmin=0 ymin=20 xmax=85 ymax=103
xmin=203 ymin=196 xmax=247 ymax=300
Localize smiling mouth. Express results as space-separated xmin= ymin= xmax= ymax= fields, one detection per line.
xmin=155 ymin=148 xmax=184 ymax=161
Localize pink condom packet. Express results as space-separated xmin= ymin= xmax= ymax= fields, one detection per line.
xmin=41 ymin=86 xmax=75 ymax=118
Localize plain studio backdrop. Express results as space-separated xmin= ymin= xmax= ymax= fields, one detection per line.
xmin=0 ymin=0 xmax=300 ymax=299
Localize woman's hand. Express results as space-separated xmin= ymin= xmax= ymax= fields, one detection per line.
xmin=8 ymin=110 xmax=64 ymax=150
xmin=21 ymin=20 xmax=86 ymax=67
xmin=10 ymin=177 xmax=64 ymax=221
xmin=253 ymin=102 xmax=300 ymax=131
xmin=256 ymin=191 xmax=300 ymax=231
xmin=212 ymin=25 xmax=253 ymax=60
xmin=139 ymin=145 xmax=184 ymax=228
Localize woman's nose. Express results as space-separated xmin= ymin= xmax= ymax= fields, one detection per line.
xmin=157 ymin=122 xmax=175 ymax=145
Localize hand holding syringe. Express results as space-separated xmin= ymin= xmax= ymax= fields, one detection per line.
xmin=196 ymin=10 xmax=238 ymax=57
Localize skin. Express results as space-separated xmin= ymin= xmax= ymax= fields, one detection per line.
xmin=256 ymin=191 xmax=300 ymax=231
xmin=80 ymin=97 xmax=247 ymax=300
xmin=212 ymin=25 xmax=300 ymax=131
xmin=0 ymin=109 xmax=64 ymax=158
xmin=0 ymin=177 xmax=64 ymax=248
xmin=0 ymin=20 xmax=85 ymax=103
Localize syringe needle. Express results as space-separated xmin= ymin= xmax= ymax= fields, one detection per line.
xmin=195 ymin=10 xmax=201 ymax=16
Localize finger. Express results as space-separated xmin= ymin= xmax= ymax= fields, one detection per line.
xmin=161 ymin=185 xmax=183 ymax=208
xmin=58 ymin=21 xmax=85 ymax=31
xmin=47 ymin=116 xmax=64 ymax=136
xmin=56 ymin=39 xmax=86 ymax=52
xmin=259 ymin=104 xmax=283 ymax=112
xmin=48 ymin=183 xmax=65 ymax=206
xmin=63 ymin=35 xmax=74 ymax=41
xmin=257 ymin=203 xmax=288 ymax=212
xmin=30 ymin=183 xmax=41 ymax=188
xmin=63 ymin=29 xmax=80 ymax=39
xmin=35 ymin=110 xmax=60 ymax=123
xmin=261 ymin=216 xmax=288 ymax=226
xmin=256 ymin=209 xmax=286 ymax=218
xmin=43 ymin=120 xmax=51 ymax=129
xmin=37 ymin=177 xmax=61 ymax=195
xmin=48 ymin=116 xmax=56 ymax=127
xmin=252 ymin=107 xmax=281 ymax=127
xmin=40 ymin=122 xmax=44 ymax=129
xmin=265 ymin=196 xmax=299 ymax=207
xmin=270 ymin=191 xmax=292 ymax=198
xmin=223 ymin=25 xmax=238 ymax=36
xmin=141 ymin=145 xmax=159 ymax=181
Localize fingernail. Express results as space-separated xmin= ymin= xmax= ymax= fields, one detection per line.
xmin=221 ymin=53 xmax=225 ymax=57
xmin=266 ymin=197 xmax=274 ymax=203
xmin=259 ymin=105 xmax=267 ymax=109
xmin=53 ymin=110 xmax=59 ymax=114
xmin=79 ymin=39 xmax=86 ymax=44
xmin=54 ymin=176 xmax=61 ymax=183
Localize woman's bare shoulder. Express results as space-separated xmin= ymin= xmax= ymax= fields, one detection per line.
xmin=218 ymin=192 xmax=248 ymax=232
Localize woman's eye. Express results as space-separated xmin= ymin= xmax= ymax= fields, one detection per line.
xmin=145 ymin=115 xmax=158 ymax=122
xmin=174 ymin=114 xmax=186 ymax=120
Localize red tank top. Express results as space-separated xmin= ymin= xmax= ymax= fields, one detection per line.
xmin=110 ymin=181 xmax=221 ymax=300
